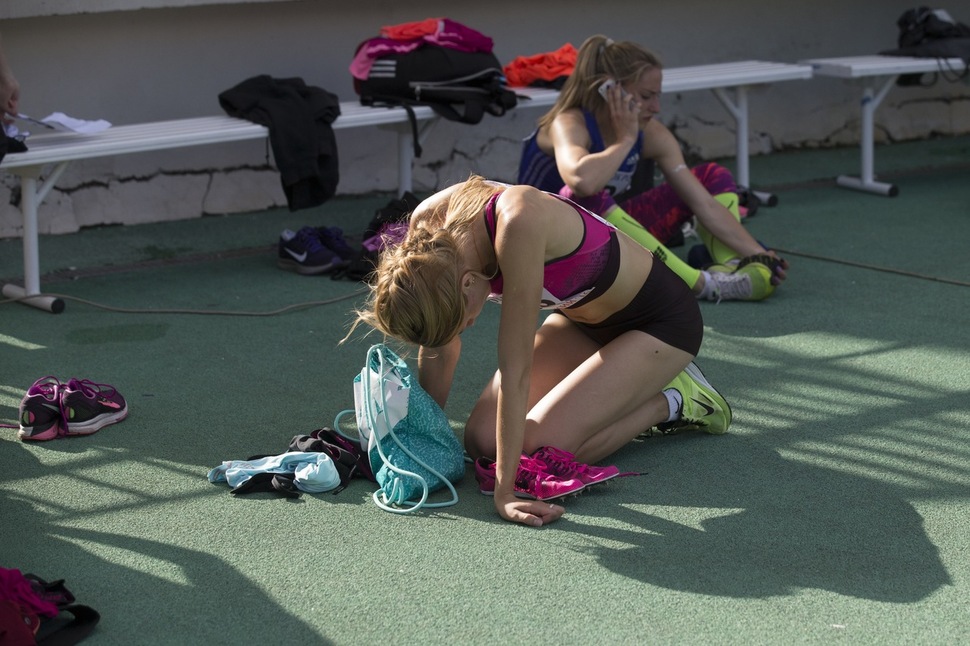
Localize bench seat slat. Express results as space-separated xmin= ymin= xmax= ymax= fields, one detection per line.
xmin=663 ymin=61 xmax=813 ymax=91
xmin=1 ymin=103 xmax=440 ymax=170
xmin=0 ymin=116 xmax=267 ymax=169
xmin=804 ymin=55 xmax=966 ymax=78
xmin=334 ymin=102 xmax=436 ymax=128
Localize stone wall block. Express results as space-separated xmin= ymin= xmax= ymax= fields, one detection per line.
xmin=205 ymin=168 xmax=286 ymax=214
xmin=70 ymin=173 xmax=210 ymax=228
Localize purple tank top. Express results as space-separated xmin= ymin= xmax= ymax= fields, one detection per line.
xmin=484 ymin=191 xmax=616 ymax=310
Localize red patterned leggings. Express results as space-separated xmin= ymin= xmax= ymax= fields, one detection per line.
xmin=558 ymin=162 xmax=737 ymax=244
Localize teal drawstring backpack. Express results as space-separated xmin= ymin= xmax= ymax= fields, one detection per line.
xmin=335 ymin=344 xmax=464 ymax=513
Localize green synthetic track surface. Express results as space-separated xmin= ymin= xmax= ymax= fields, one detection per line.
xmin=2 ymin=136 xmax=969 ymax=645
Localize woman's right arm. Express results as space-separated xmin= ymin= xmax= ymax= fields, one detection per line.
xmin=549 ymin=87 xmax=640 ymax=196
xmin=418 ymin=337 xmax=461 ymax=410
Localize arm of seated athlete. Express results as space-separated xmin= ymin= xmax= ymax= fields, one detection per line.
xmin=490 ymin=187 xmax=562 ymax=527
xmin=646 ymin=122 xmax=778 ymax=261
xmin=418 ymin=338 xmax=461 ymax=410
xmin=549 ymin=103 xmax=637 ymax=197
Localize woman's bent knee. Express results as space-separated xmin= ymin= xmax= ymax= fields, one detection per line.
xmin=463 ymin=424 xmax=495 ymax=460
xmin=463 ymin=409 xmax=496 ymax=459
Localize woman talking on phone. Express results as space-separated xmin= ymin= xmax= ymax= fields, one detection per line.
xmin=518 ymin=34 xmax=788 ymax=302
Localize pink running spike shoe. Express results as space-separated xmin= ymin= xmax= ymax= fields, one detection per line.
xmin=18 ymin=376 xmax=65 ymax=441
xmin=531 ymin=446 xmax=621 ymax=486
xmin=61 ymin=378 xmax=128 ymax=436
xmin=474 ymin=455 xmax=585 ymax=501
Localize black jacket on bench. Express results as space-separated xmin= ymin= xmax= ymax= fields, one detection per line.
xmin=219 ymin=75 xmax=341 ymax=211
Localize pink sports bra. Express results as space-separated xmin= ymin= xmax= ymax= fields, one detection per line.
xmin=484 ymin=190 xmax=618 ymax=310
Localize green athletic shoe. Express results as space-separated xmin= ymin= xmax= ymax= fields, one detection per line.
xmin=655 ymin=362 xmax=732 ymax=435
xmin=704 ymin=261 xmax=774 ymax=302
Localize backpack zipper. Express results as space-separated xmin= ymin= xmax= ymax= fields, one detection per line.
xmin=409 ymin=68 xmax=503 ymax=92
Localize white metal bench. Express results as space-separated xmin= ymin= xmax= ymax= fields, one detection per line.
xmin=801 ymin=54 xmax=966 ymax=196
xmin=0 ymin=102 xmax=437 ymax=312
xmin=516 ymin=60 xmax=814 ymax=202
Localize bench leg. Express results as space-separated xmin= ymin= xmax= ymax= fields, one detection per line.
xmin=1 ymin=283 xmax=65 ymax=313
xmin=2 ymin=164 xmax=69 ymax=313
xmin=393 ymin=117 xmax=439 ymax=197
xmin=837 ymin=77 xmax=899 ymax=197
xmin=712 ymin=86 xmax=750 ymax=188
xmin=397 ymin=128 xmax=413 ymax=197
xmin=712 ymin=85 xmax=780 ymax=206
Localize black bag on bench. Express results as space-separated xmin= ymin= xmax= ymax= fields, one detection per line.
xmin=880 ymin=7 xmax=970 ymax=85
xmin=352 ymin=22 xmax=517 ymax=156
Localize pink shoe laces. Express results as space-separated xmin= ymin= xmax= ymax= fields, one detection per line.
xmin=532 ymin=446 xmax=641 ymax=484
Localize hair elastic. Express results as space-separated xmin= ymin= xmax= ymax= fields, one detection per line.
xmin=597 ymin=38 xmax=615 ymax=59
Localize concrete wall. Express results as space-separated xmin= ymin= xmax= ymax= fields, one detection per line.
xmin=2 ymin=0 xmax=968 ymax=237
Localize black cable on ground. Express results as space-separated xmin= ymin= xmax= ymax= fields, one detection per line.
xmin=773 ymin=247 xmax=970 ymax=288
xmin=0 ymin=287 xmax=368 ymax=316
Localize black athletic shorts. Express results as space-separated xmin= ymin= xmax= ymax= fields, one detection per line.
xmin=561 ymin=251 xmax=703 ymax=356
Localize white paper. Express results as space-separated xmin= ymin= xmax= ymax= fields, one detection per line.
xmin=13 ymin=111 xmax=112 ymax=134
xmin=40 ymin=112 xmax=113 ymax=133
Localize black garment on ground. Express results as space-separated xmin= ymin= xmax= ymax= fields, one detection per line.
xmin=219 ymin=75 xmax=341 ymax=211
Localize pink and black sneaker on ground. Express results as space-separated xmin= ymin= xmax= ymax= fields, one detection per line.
xmin=530 ymin=446 xmax=621 ymax=487
xmin=474 ymin=455 xmax=585 ymax=501
xmin=18 ymin=376 xmax=65 ymax=441
xmin=61 ymin=378 xmax=128 ymax=436
xmin=12 ymin=377 xmax=128 ymax=442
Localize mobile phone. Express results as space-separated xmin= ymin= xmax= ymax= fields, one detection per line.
xmin=598 ymin=79 xmax=617 ymax=100
xmin=598 ymin=79 xmax=629 ymax=101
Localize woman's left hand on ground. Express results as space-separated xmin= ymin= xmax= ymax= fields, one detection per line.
xmin=496 ymin=493 xmax=565 ymax=527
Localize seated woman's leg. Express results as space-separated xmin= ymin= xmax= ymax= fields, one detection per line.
xmin=559 ymin=185 xmax=705 ymax=292
xmin=690 ymin=162 xmax=745 ymax=265
xmin=565 ymin=167 xmax=773 ymax=301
